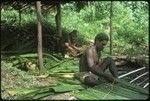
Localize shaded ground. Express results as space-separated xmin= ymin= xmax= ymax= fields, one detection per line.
xmin=1 ymin=61 xmax=57 ymax=99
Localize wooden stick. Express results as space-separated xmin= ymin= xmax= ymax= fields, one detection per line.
xmin=118 ymin=67 xmax=146 ymax=79
xmin=143 ymin=83 xmax=149 ymax=88
xmin=129 ymin=72 xmax=149 ymax=83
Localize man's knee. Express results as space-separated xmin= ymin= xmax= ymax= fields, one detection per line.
xmin=84 ymin=76 xmax=99 ymax=87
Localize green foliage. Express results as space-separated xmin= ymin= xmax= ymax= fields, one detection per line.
xmin=73 ymin=82 xmax=148 ymax=100
xmin=47 ymin=59 xmax=79 ymax=73
xmin=1 ymin=9 xmax=36 ymax=27
xmin=1 ymin=1 xmax=148 ymax=55
xmin=61 ymin=1 xmax=148 ymax=55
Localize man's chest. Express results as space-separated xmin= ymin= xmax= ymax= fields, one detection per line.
xmin=92 ymin=49 xmax=101 ymax=64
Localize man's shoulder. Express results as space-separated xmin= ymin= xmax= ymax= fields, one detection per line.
xmin=85 ymin=45 xmax=95 ymax=53
xmin=87 ymin=45 xmax=95 ymax=50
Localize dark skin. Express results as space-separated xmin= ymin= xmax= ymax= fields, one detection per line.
xmin=79 ymin=39 xmax=118 ymax=86
xmin=62 ymin=30 xmax=82 ymax=58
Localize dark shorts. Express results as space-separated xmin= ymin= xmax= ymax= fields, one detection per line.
xmin=74 ymin=72 xmax=107 ymax=83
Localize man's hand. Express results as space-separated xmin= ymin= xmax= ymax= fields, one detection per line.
xmin=109 ymin=77 xmax=118 ymax=84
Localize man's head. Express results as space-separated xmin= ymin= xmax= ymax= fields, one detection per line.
xmin=69 ymin=30 xmax=79 ymax=43
xmin=94 ymin=33 xmax=109 ymax=51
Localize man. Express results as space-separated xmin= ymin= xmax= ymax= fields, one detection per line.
xmin=61 ymin=30 xmax=82 ymax=58
xmin=75 ymin=33 xmax=118 ymax=86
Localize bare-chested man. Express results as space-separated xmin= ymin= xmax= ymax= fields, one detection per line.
xmin=75 ymin=33 xmax=118 ymax=86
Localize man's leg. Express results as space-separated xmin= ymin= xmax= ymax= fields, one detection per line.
xmin=84 ymin=76 xmax=100 ymax=86
xmin=99 ymin=57 xmax=118 ymax=78
xmin=74 ymin=72 xmax=100 ymax=87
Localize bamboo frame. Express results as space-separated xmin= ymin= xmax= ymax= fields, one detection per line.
xmin=129 ymin=72 xmax=149 ymax=83
xmin=118 ymin=67 xmax=146 ymax=78
xmin=137 ymin=78 xmax=149 ymax=86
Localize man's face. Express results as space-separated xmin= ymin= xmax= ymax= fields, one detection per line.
xmin=95 ymin=40 xmax=108 ymax=51
xmin=70 ymin=32 xmax=78 ymax=42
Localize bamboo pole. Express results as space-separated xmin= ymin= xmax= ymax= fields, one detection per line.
xmin=118 ymin=67 xmax=146 ymax=78
xmin=129 ymin=72 xmax=149 ymax=83
xmin=143 ymin=83 xmax=149 ymax=88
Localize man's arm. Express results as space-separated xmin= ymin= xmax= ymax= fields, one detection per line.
xmin=86 ymin=48 xmax=117 ymax=83
xmin=65 ymin=42 xmax=74 ymax=52
xmin=70 ymin=44 xmax=82 ymax=51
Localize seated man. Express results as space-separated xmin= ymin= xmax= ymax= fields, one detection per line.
xmin=75 ymin=33 xmax=118 ymax=86
xmin=61 ymin=30 xmax=82 ymax=58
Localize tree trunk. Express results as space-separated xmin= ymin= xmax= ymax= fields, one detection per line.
xmin=36 ymin=1 xmax=44 ymax=75
xmin=55 ymin=3 xmax=62 ymax=51
xmin=18 ymin=9 xmax=21 ymax=25
xmin=109 ymin=1 xmax=113 ymax=55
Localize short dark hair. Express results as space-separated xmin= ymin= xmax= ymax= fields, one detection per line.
xmin=69 ymin=30 xmax=78 ymax=38
xmin=94 ymin=33 xmax=109 ymax=43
